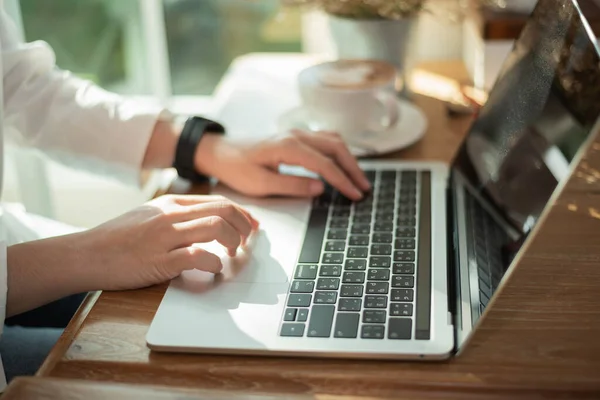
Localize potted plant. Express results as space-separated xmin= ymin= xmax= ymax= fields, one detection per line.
xmin=282 ymin=0 xmax=426 ymax=94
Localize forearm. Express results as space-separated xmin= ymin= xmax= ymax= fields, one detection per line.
xmin=6 ymin=233 xmax=92 ymax=317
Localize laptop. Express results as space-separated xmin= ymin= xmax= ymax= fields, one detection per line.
xmin=147 ymin=0 xmax=600 ymax=359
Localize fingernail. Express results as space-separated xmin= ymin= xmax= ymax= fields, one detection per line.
xmin=310 ymin=180 xmax=324 ymax=195
xmin=352 ymin=187 xmax=364 ymax=200
xmin=363 ymin=178 xmax=372 ymax=190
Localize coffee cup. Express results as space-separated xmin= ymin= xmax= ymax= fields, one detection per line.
xmin=297 ymin=60 xmax=399 ymax=141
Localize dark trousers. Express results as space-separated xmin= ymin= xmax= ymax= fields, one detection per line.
xmin=0 ymin=293 xmax=86 ymax=382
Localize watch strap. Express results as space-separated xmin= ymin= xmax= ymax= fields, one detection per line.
xmin=173 ymin=116 xmax=225 ymax=183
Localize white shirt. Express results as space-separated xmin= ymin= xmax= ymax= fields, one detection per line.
xmin=0 ymin=5 xmax=164 ymax=388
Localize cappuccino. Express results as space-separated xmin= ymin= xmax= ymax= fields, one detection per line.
xmin=297 ymin=59 xmax=400 ymax=141
xmin=301 ymin=60 xmax=396 ymax=90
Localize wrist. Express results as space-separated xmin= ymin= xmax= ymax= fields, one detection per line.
xmin=6 ymin=234 xmax=91 ymax=317
xmin=193 ymin=133 xmax=223 ymax=178
xmin=142 ymin=118 xmax=181 ymax=169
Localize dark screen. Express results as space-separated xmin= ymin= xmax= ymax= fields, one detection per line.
xmin=452 ymin=0 xmax=600 ymax=236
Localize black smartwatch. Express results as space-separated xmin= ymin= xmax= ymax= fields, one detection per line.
xmin=173 ymin=116 xmax=226 ymax=183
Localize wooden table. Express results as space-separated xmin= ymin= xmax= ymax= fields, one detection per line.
xmin=36 ymin=61 xmax=600 ymax=398
xmin=4 ymin=377 xmax=591 ymax=400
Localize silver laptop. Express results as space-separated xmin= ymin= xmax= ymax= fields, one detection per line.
xmin=147 ymin=0 xmax=600 ymax=359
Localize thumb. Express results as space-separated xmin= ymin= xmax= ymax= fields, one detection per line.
xmin=257 ymin=170 xmax=325 ymax=198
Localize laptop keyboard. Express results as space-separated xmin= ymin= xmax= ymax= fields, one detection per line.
xmin=279 ymin=170 xmax=432 ymax=340
xmin=464 ymin=190 xmax=509 ymax=314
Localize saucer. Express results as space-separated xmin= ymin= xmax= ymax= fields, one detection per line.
xmin=276 ymin=98 xmax=427 ymax=157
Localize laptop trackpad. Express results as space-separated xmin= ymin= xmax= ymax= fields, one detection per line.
xmin=177 ymin=187 xmax=311 ymax=284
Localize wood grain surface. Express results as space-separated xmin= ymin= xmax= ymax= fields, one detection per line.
xmin=35 ymin=63 xmax=600 ymax=398
xmin=6 ymin=377 xmax=599 ymax=400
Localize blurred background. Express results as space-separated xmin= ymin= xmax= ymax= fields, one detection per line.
xmin=2 ymin=0 xmax=560 ymax=228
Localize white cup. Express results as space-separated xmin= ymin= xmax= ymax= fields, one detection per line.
xmin=297 ymin=60 xmax=400 ymax=142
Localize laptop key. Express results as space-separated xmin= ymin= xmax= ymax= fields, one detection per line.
xmin=366 ymin=282 xmax=389 ymax=294
xmin=338 ymin=298 xmax=362 ymax=311
xmin=345 ymin=259 xmax=367 ymax=270
xmin=395 ymin=239 xmax=416 ymax=249
xmin=332 ymin=209 xmax=350 ymax=218
xmin=284 ymin=308 xmax=298 ymax=321
xmin=349 ymin=235 xmax=369 ymax=246
xmin=375 ymin=213 xmax=395 ymax=222
xmin=480 ymin=290 xmax=490 ymax=307
xmin=316 ymin=278 xmax=340 ymax=290
xmin=280 ymin=323 xmax=305 ymax=337
xmin=372 ymin=233 xmax=392 ymax=243
xmin=347 ymin=247 xmax=368 ymax=258
xmin=388 ymin=318 xmax=412 ymax=340
xmin=290 ymin=281 xmax=315 ymax=293
xmin=394 ymin=251 xmax=415 ymax=262
xmin=323 ymin=253 xmax=344 ymax=264
xmin=398 ymin=217 xmax=416 ymax=226
xmin=367 ymin=269 xmax=390 ymax=281
xmin=365 ymin=170 xmax=377 ymax=182
xmin=325 ymin=241 xmax=346 ymax=252
xmin=392 ymin=276 xmax=415 ymax=288
xmin=307 ymin=305 xmax=335 ymax=337
xmin=340 ymin=284 xmax=364 ymax=297
xmin=396 ymin=228 xmax=416 ymax=237
xmin=328 ymin=229 xmax=347 ymax=240
xmin=330 ymin=219 xmax=349 ymax=229
xmin=334 ymin=313 xmax=360 ymax=338
xmin=297 ymin=309 xmax=309 ymax=322
xmin=353 ymin=215 xmax=372 ymax=224
xmin=319 ymin=265 xmax=342 ymax=277
xmin=314 ymin=291 xmax=338 ymax=304
xmin=361 ymin=325 xmax=385 ymax=339
xmin=351 ymin=224 xmax=371 ymax=234
xmin=381 ymin=170 xmax=397 ymax=181
xmin=298 ymin=208 xmax=328 ymax=263
xmin=391 ymin=303 xmax=413 ymax=317
xmin=371 ymin=244 xmax=392 ymax=256
xmin=365 ymin=295 xmax=388 ymax=308
xmin=391 ymin=289 xmax=414 ymax=302
xmin=287 ymin=294 xmax=312 ymax=307
xmin=294 ymin=265 xmax=318 ymax=280
xmin=393 ymin=263 xmax=415 ymax=275
xmin=374 ymin=222 xmax=393 ymax=232
xmin=369 ymin=256 xmax=391 ymax=268
xmin=363 ymin=310 xmax=386 ymax=323
xmin=343 ymin=272 xmax=366 ymax=284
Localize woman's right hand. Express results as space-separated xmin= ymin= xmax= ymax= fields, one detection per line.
xmin=76 ymin=194 xmax=259 ymax=291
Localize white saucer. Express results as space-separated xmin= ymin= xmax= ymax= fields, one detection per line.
xmin=276 ymin=98 xmax=428 ymax=157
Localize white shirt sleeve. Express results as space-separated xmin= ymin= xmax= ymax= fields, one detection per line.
xmin=0 ymin=8 xmax=167 ymax=185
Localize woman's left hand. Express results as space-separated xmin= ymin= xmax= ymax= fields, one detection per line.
xmin=194 ymin=130 xmax=371 ymax=201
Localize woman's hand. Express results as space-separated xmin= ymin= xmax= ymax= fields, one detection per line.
xmin=194 ymin=130 xmax=371 ymax=201
xmin=78 ymin=194 xmax=259 ymax=291
xmin=7 ymin=194 xmax=258 ymax=316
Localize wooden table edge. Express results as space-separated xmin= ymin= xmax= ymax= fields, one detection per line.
xmin=36 ymin=291 xmax=102 ymax=377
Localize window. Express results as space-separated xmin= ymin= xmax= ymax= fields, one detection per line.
xmin=19 ymin=0 xmax=302 ymax=96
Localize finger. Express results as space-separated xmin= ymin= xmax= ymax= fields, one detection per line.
xmin=172 ymin=201 xmax=254 ymax=243
xmin=278 ymin=138 xmax=363 ymax=200
xmin=174 ymin=216 xmax=242 ymax=256
xmin=292 ymin=130 xmax=371 ymax=191
xmin=167 ymin=246 xmax=223 ymax=274
xmin=252 ymin=168 xmax=325 ymax=198
xmin=170 ymin=195 xmax=259 ymax=230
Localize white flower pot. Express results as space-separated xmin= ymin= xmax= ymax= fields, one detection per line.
xmin=328 ymin=15 xmax=416 ymax=94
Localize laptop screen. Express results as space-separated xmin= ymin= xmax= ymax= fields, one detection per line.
xmin=452 ymin=0 xmax=600 ymax=239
